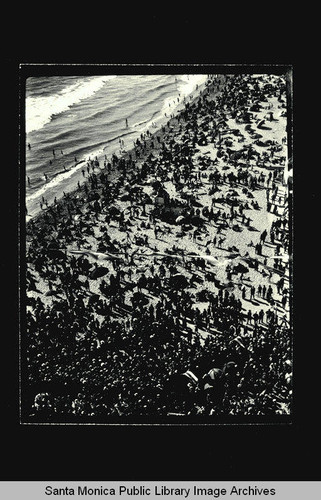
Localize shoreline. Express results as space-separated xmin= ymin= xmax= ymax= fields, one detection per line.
xmin=26 ymin=75 xmax=211 ymax=222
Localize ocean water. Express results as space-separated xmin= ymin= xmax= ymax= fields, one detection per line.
xmin=25 ymin=74 xmax=208 ymax=218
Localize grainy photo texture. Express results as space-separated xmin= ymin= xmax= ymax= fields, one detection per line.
xmin=21 ymin=68 xmax=293 ymax=423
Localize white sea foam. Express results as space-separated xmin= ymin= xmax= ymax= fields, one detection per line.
xmin=26 ymin=148 xmax=108 ymax=203
xmin=26 ymin=162 xmax=85 ymax=203
xmin=178 ymin=74 xmax=208 ymax=97
xmin=160 ymin=74 xmax=208 ymax=118
xmin=26 ymin=75 xmax=117 ymax=134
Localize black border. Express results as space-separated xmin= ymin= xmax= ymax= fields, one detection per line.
xmin=2 ymin=43 xmax=318 ymax=480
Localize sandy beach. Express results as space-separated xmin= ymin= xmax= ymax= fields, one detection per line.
xmin=24 ymin=73 xmax=292 ymax=421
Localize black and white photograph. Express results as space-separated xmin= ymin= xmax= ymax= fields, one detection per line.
xmin=20 ymin=66 xmax=293 ymax=425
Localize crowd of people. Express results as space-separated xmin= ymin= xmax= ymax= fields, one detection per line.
xmin=24 ymin=73 xmax=292 ymax=420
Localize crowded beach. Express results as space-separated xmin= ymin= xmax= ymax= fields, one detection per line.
xmin=24 ymin=73 xmax=292 ymax=421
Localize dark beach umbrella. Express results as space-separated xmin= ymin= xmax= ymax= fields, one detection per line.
xmin=48 ymin=248 xmax=67 ymax=260
xmin=88 ymin=293 xmax=100 ymax=306
xmin=129 ymin=185 xmax=141 ymax=194
xmin=90 ymin=266 xmax=109 ymax=279
xmin=132 ymin=291 xmax=149 ymax=306
xmin=191 ymin=216 xmax=204 ymax=227
xmin=223 ymin=361 xmax=237 ymax=374
xmin=233 ymin=263 xmax=249 ymax=274
xmin=47 ymin=241 xmax=59 ymax=250
xmin=120 ymin=194 xmax=131 ymax=201
xmin=108 ymin=206 xmax=121 ymax=215
xmin=169 ymin=273 xmax=189 ymax=289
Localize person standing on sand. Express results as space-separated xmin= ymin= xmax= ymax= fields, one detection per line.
xmin=28 ymin=143 xmax=31 ymax=150
xmin=27 ymin=177 xmax=31 ymax=186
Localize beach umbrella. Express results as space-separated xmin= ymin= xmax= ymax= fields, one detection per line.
xmin=34 ymin=392 xmax=51 ymax=410
xmin=88 ymin=293 xmax=100 ymax=305
xmin=47 ymin=241 xmax=59 ymax=250
xmin=169 ymin=274 xmax=189 ymax=289
xmin=90 ymin=266 xmax=109 ymax=279
xmin=108 ymin=205 xmax=121 ymax=215
xmin=191 ymin=216 xmax=204 ymax=227
xmin=48 ymin=248 xmax=67 ymax=260
xmin=227 ymin=189 xmax=239 ymax=197
xmin=120 ymin=194 xmax=131 ymax=201
xmin=223 ymin=361 xmax=237 ymax=373
xmin=207 ymin=368 xmax=223 ymax=379
xmin=202 ymin=368 xmax=223 ymax=391
xmin=233 ymin=263 xmax=249 ymax=274
xmin=231 ymin=337 xmax=246 ymax=349
xmin=182 ymin=370 xmax=199 ymax=386
xmin=132 ymin=291 xmax=149 ymax=306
